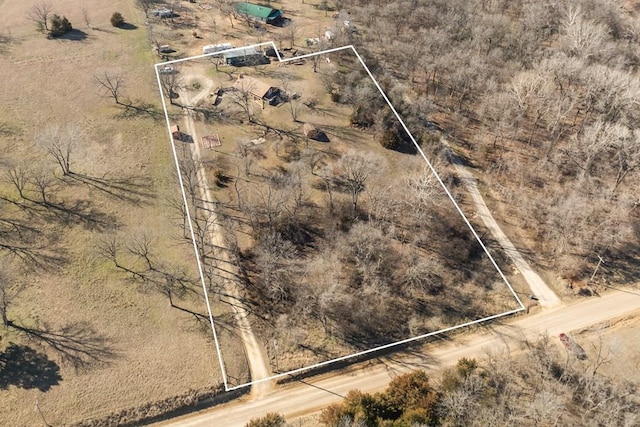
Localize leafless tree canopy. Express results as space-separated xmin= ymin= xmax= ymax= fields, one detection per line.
xmin=94 ymin=71 xmax=127 ymax=106
xmin=338 ymin=0 xmax=640 ymax=284
xmin=26 ymin=0 xmax=54 ymax=32
xmin=35 ymin=124 xmax=84 ymax=176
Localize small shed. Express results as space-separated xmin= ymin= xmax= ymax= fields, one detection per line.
xmin=171 ymin=125 xmax=182 ymax=141
xmin=303 ymin=123 xmax=329 ymax=142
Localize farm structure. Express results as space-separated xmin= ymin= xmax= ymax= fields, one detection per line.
xmin=232 ymin=75 xmax=279 ymax=108
xmin=171 ymin=124 xmax=183 ymax=141
xmin=303 ymin=123 xmax=329 ymax=142
xmin=223 ymin=46 xmax=269 ymax=66
xmin=203 ymin=43 xmax=234 ymax=55
xmin=235 ymin=2 xmax=284 ymax=25
xmin=152 ymin=8 xmax=175 ymax=18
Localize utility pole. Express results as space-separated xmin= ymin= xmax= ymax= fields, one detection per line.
xmin=589 ymin=255 xmax=605 ymax=283
xmin=273 ymin=339 xmax=279 ymax=373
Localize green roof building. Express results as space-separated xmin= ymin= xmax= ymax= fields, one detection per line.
xmin=235 ymin=2 xmax=283 ymax=25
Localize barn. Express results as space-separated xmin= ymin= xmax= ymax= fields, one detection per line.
xmin=235 ymin=2 xmax=284 ymax=25
xmin=223 ymin=46 xmax=268 ymax=67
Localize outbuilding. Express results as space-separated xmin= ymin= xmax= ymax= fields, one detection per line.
xmin=223 ymin=46 xmax=268 ymax=66
xmin=235 ymin=2 xmax=284 ymax=25
xmin=171 ymin=125 xmax=183 ymax=141
xmin=203 ymin=43 xmax=233 ymax=55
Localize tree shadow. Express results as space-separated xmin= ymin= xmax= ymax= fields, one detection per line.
xmin=0 ymin=32 xmax=19 ymax=54
xmin=92 ymin=27 xmax=116 ymax=34
xmin=67 ymin=172 xmax=156 ymax=206
xmin=55 ymin=29 xmax=88 ymax=41
xmin=115 ymin=102 xmax=164 ymax=121
xmin=0 ymin=343 xmax=62 ymax=392
xmin=8 ymin=320 xmax=118 ymax=368
xmin=32 ymin=198 xmax=116 ymax=232
xmin=118 ymin=23 xmax=138 ymax=30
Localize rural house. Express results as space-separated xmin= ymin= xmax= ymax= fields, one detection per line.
xmin=235 ymin=2 xmax=284 ymax=25
xmin=233 ymin=75 xmax=278 ymax=108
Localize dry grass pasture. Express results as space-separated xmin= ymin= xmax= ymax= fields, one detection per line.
xmin=0 ymin=1 xmax=247 ymax=425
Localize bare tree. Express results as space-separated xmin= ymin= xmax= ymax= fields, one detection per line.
xmin=95 ymin=71 xmax=128 ymax=106
xmin=217 ymin=0 xmax=236 ymax=28
xmin=178 ymin=155 xmax=202 ymax=210
xmin=0 ymin=263 xmax=15 ymax=328
xmin=253 ymin=231 xmax=296 ymax=302
xmin=81 ymin=8 xmax=91 ymax=29
xmin=280 ymin=77 xmax=303 ymax=122
xmin=159 ymin=69 xmax=183 ymax=105
xmin=36 ymin=124 xmax=83 ymax=176
xmin=336 ymin=152 xmax=378 ymax=214
xmin=165 ymin=193 xmax=189 ymax=240
xmin=31 ymin=167 xmax=57 ymax=205
xmin=136 ymin=0 xmax=153 ymax=19
xmin=610 ymin=128 xmax=640 ymax=195
xmin=27 ymin=0 xmax=54 ymax=32
xmin=229 ymin=79 xmax=257 ymax=122
xmin=286 ymin=23 xmax=298 ymax=49
xmin=4 ymin=162 xmax=30 ymax=200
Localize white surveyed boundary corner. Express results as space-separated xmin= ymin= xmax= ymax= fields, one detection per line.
xmin=154 ymin=42 xmax=527 ymax=392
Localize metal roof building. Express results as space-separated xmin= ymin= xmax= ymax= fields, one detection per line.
xmin=235 ymin=2 xmax=283 ymax=24
xmin=223 ymin=46 xmax=269 ymax=66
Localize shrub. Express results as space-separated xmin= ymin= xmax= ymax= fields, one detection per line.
xmin=49 ymin=15 xmax=72 ymax=37
xmin=380 ymin=128 xmax=400 ymax=150
xmin=245 ymin=413 xmax=286 ymax=427
xmin=111 ymin=12 xmax=125 ymax=27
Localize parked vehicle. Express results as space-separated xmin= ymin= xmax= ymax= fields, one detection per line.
xmin=159 ymin=65 xmax=176 ymax=75
xmin=559 ymin=333 xmax=587 ymax=360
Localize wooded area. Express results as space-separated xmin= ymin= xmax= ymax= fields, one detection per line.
xmin=317 ymin=336 xmax=639 ymax=426
xmin=340 ymin=0 xmax=640 ymax=288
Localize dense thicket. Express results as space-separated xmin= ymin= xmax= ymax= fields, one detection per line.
xmin=342 ymin=0 xmax=640 ymax=285
xmin=319 ymin=337 xmax=639 ymax=426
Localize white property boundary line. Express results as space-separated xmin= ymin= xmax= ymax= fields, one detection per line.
xmin=154 ymin=64 xmax=229 ymax=390
xmin=155 ymin=42 xmax=526 ymax=392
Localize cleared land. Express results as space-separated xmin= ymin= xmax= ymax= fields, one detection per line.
xmin=0 ymin=1 xmax=246 ymax=425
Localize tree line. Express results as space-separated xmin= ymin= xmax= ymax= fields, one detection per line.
xmin=247 ymin=335 xmax=638 ymax=426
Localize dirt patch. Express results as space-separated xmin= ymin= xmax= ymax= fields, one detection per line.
xmin=573 ymin=311 xmax=640 ymax=384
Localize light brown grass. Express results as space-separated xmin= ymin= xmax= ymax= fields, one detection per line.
xmin=0 ymin=1 xmax=241 ymax=425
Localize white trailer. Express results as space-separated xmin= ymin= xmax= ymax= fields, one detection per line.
xmin=202 ymin=43 xmax=234 ymax=55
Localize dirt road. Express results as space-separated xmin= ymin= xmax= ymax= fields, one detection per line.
xmin=178 ymin=73 xmax=272 ymax=396
xmin=157 ymin=289 xmax=640 ymax=426
xmin=445 ymin=142 xmax=563 ymax=308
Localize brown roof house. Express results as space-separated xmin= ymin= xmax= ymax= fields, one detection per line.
xmin=232 ymin=75 xmax=279 ymax=108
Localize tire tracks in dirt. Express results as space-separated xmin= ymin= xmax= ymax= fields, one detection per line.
xmin=443 ymin=139 xmax=563 ymax=308
xmin=178 ymin=71 xmax=273 ymax=396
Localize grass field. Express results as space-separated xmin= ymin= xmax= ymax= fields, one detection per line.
xmin=0 ymin=1 xmax=247 ymax=425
